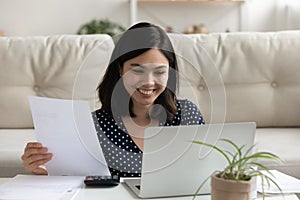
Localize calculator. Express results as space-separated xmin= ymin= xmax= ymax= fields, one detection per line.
xmin=84 ymin=175 xmax=120 ymax=187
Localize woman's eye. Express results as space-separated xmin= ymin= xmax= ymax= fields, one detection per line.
xmin=132 ymin=69 xmax=144 ymax=74
xmin=154 ymin=71 xmax=166 ymax=75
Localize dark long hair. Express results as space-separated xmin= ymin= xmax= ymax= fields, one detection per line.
xmin=97 ymin=22 xmax=179 ymax=121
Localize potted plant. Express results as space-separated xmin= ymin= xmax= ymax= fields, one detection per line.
xmin=77 ymin=19 xmax=126 ymax=43
xmin=192 ymin=138 xmax=283 ymax=200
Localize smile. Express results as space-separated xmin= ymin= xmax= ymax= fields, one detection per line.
xmin=137 ymin=88 xmax=155 ymax=95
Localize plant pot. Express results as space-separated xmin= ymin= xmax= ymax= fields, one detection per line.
xmin=211 ymin=173 xmax=253 ymax=200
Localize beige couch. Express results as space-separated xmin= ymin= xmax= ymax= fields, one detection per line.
xmin=0 ymin=34 xmax=114 ymax=177
xmin=0 ymin=32 xmax=300 ymax=183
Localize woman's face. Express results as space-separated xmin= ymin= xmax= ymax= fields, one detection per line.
xmin=121 ymin=49 xmax=169 ymax=108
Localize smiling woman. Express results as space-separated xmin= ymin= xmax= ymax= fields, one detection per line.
xmin=95 ymin=22 xmax=205 ymax=177
xmin=21 ymin=22 xmax=205 ymax=178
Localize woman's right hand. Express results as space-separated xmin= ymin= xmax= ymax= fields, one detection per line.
xmin=21 ymin=142 xmax=53 ymax=175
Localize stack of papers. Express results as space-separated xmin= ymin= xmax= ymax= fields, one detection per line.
xmin=0 ymin=175 xmax=85 ymax=200
xmin=257 ymin=170 xmax=300 ymax=194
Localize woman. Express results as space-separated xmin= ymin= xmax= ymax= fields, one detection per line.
xmin=21 ymin=22 xmax=205 ymax=177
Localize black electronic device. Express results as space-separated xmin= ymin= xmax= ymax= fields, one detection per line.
xmin=84 ymin=175 xmax=120 ymax=187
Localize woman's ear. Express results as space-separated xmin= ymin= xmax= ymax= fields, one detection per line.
xmin=119 ymin=67 xmax=123 ymax=77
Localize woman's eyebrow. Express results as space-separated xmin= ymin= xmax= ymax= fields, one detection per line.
xmin=154 ymin=65 xmax=168 ymax=69
xmin=130 ymin=63 xmax=168 ymax=69
xmin=130 ymin=63 xmax=142 ymax=67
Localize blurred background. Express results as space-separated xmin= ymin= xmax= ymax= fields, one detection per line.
xmin=0 ymin=0 xmax=299 ymax=36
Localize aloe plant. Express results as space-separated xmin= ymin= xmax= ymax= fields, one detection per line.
xmin=192 ymin=139 xmax=283 ymax=200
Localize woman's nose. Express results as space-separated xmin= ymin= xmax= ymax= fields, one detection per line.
xmin=142 ymin=72 xmax=155 ymax=85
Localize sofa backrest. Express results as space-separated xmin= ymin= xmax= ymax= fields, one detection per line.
xmin=1 ymin=32 xmax=299 ymax=129
xmin=170 ymin=31 xmax=300 ymax=127
xmin=0 ymin=35 xmax=114 ymax=129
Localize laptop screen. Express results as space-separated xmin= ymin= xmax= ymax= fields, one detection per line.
xmin=137 ymin=122 xmax=256 ymax=198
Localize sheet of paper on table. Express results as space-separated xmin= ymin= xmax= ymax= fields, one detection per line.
xmin=257 ymin=170 xmax=300 ymax=194
xmin=0 ymin=175 xmax=84 ymax=200
xmin=29 ymin=96 xmax=110 ymax=176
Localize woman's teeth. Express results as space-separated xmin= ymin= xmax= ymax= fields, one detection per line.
xmin=138 ymin=89 xmax=154 ymax=95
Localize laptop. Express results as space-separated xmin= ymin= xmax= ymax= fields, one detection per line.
xmin=124 ymin=122 xmax=256 ymax=198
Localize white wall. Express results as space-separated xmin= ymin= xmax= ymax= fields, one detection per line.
xmin=0 ymin=0 xmax=129 ymax=36
xmin=242 ymin=0 xmax=300 ymax=32
xmin=136 ymin=2 xmax=242 ymax=33
xmin=136 ymin=0 xmax=300 ymax=33
xmin=0 ymin=0 xmax=299 ymax=36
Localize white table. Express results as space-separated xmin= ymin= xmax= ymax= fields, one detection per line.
xmin=0 ymin=178 xmax=298 ymax=200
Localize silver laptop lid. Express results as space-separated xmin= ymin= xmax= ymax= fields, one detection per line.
xmin=139 ymin=122 xmax=256 ymax=198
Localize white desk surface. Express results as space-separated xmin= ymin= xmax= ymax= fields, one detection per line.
xmin=0 ymin=178 xmax=298 ymax=200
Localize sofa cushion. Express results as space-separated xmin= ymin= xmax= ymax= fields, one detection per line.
xmin=255 ymin=128 xmax=300 ymax=179
xmin=0 ymin=129 xmax=36 ymax=177
xmin=0 ymin=35 xmax=114 ymax=128
xmin=1 ymin=128 xmax=298 ymax=179
xmin=170 ymin=32 xmax=300 ymax=127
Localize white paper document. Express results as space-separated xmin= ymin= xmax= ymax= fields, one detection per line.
xmin=257 ymin=170 xmax=300 ymax=194
xmin=0 ymin=175 xmax=84 ymax=200
xmin=29 ymin=96 xmax=110 ymax=176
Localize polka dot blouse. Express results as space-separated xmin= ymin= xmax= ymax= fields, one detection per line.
xmin=92 ymin=99 xmax=205 ymax=177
